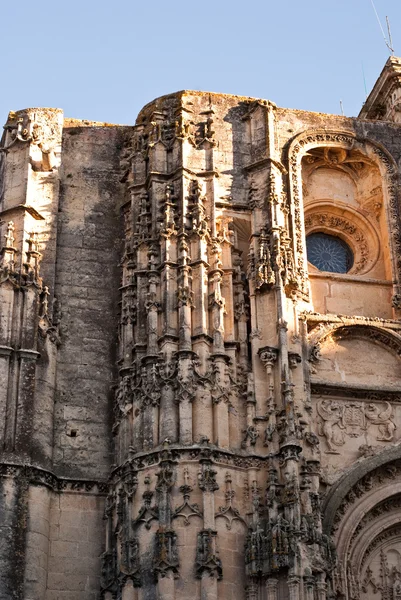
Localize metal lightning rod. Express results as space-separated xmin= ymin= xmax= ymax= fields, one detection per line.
xmin=386 ymin=16 xmax=395 ymax=56
xmin=370 ymin=0 xmax=394 ymax=55
xmin=362 ymin=62 xmax=368 ymax=99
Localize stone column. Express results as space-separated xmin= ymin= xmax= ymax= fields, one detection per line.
xmin=288 ymin=575 xmax=301 ymax=600
xmin=258 ymin=346 xmax=278 ymax=446
xmin=0 ymin=474 xmax=28 ymax=599
xmin=177 ymin=234 xmax=192 ymax=352
xmin=157 ymin=571 xmax=175 ymax=600
xmin=177 ymin=352 xmax=194 ymax=445
xmin=122 ymin=579 xmax=138 ymax=600
xmin=316 ymin=574 xmax=327 ymax=600
xmin=201 ymin=571 xmax=218 ymax=600
xmin=246 ymin=580 xmax=259 ymax=600
xmin=159 ymin=383 xmax=177 ymax=443
xmin=265 ymin=577 xmax=278 ymax=600
xmin=304 ymin=575 xmax=315 ymax=600
xmin=144 ymin=265 xmax=161 ymax=448
xmin=0 ymin=346 xmax=12 ymax=448
xmin=154 ymin=452 xmax=178 ymax=600
xmin=193 ymin=387 xmax=213 ymax=443
xmin=15 ymin=349 xmax=40 ymax=451
xmin=24 ymin=485 xmax=51 ymax=599
xmin=211 ymin=356 xmax=230 ymax=449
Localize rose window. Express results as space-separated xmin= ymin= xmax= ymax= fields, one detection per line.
xmin=306 ymin=232 xmax=354 ymax=274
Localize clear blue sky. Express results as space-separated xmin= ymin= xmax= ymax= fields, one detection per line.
xmin=1 ymin=0 xmax=400 ymax=124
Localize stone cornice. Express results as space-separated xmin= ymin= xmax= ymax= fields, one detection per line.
xmin=111 ymin=445 xmax=272 ymax=480
xmin=0 ymin=462 xmax=109 ymax=494
xmin=311 ymin=381 xmax=401 ymax=402
xmin=303 ymin=312 xmax=401 ymax=331
xmin=359 ymin=56 xmax=401 ymax=120
xmin=0 ymin=204 xmax=46 ymax=221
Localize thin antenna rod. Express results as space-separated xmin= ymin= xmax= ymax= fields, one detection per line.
xmin=362 ymin=62 xmax=368 ymax=99
xmin=340 ymin=100 xmax=344 ymax=116
xmin=370 ymin=0 xmax=394 ymax=54
xmin=386 ymin=16 xmax=395 ymax=55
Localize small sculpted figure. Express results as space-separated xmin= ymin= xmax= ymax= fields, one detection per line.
xmin=317 ymin=399 xmax=345 ymax=453
xmin=365 ymin=401 xmax=396 ymax=441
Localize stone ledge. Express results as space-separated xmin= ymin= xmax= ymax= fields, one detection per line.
xmin=0 ymin=462 xmax=108 ymax=494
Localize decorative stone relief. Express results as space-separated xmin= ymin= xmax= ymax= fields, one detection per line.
xmin=317 ymin=398 xmax=396 ymax=453
xmin=153 ymin=528 xmax=180 ymax=580
xmin=172 ymin=467 xmax=203 ymax=525
xmin=215 ymin=472 xmax=246 ymax=530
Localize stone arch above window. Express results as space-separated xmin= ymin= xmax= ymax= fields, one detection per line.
xmin=304 ymin=202 xmax=381 ymax=276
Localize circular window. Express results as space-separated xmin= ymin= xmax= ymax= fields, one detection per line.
xmin=306 ymin=232 xmax=354 ymax=273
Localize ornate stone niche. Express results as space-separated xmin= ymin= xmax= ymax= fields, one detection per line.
xmin=297 ymin=141 xmax=395 ymax=318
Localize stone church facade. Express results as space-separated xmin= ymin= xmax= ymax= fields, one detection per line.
xmin=1 ymin=56 xmax=401 ymax=600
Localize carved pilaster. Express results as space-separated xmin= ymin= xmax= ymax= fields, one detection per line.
xmin=258 ymin=346 xmax=278 ymax=445
xmin=246 ymin=580 xmax=259 ymax=600
xmin=288 ymin=576 xmax=301 ymax=600
xmin=198 ymin=457 xmax=219 ymax=533
xmin=304 ymin=575 xmax=315 ymax=600
xmin=265 ymin=577 xmax=278 ymax=600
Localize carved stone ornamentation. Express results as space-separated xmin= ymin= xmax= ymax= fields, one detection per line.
xmin=304 ymin=211 xmax=370 ymax=274
xmin=3 ymin=61 xmax=401 ymax=600
xmin=173 ymin=468 xmax=203 ymax=525
xmin=215 ymin=472 xmax=246 ymax=530
xmin=317 ymin=398 xmax=397 ymax=453
xmin=0 ymin=112 xmax=31 ymax=152
xmin=153 ymin=528 xmax=180 ymax=580
xmin=195 ymin=529 xmax=223 ymax=580
xmin=198 ymin=462 xmax=219 ymax=493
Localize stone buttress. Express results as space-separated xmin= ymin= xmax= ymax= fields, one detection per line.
xmin=104 ymin=92 xmax=336 ymax=600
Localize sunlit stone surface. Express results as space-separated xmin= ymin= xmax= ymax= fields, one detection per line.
xmin=0 ymin=57 xmax=401 ymax=600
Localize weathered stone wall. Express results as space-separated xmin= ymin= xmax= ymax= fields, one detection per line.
xmin=24 ymin=486 xmax=51 ymax=599
xmin=0 ymin=113 xmax=128 ymax=599
xmin=0 ymin=477 xmax=27 ymax=599
xmin=1 ymin=56 xmax=401 ymax=600
xmin=53 ymin=120 xmax=128 ymax=480
xmin=46 ymin=490 xmax=105 ymax=600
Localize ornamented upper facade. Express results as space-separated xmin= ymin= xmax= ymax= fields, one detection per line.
xmin=1 ymin=57 xmax=401 ymax=600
